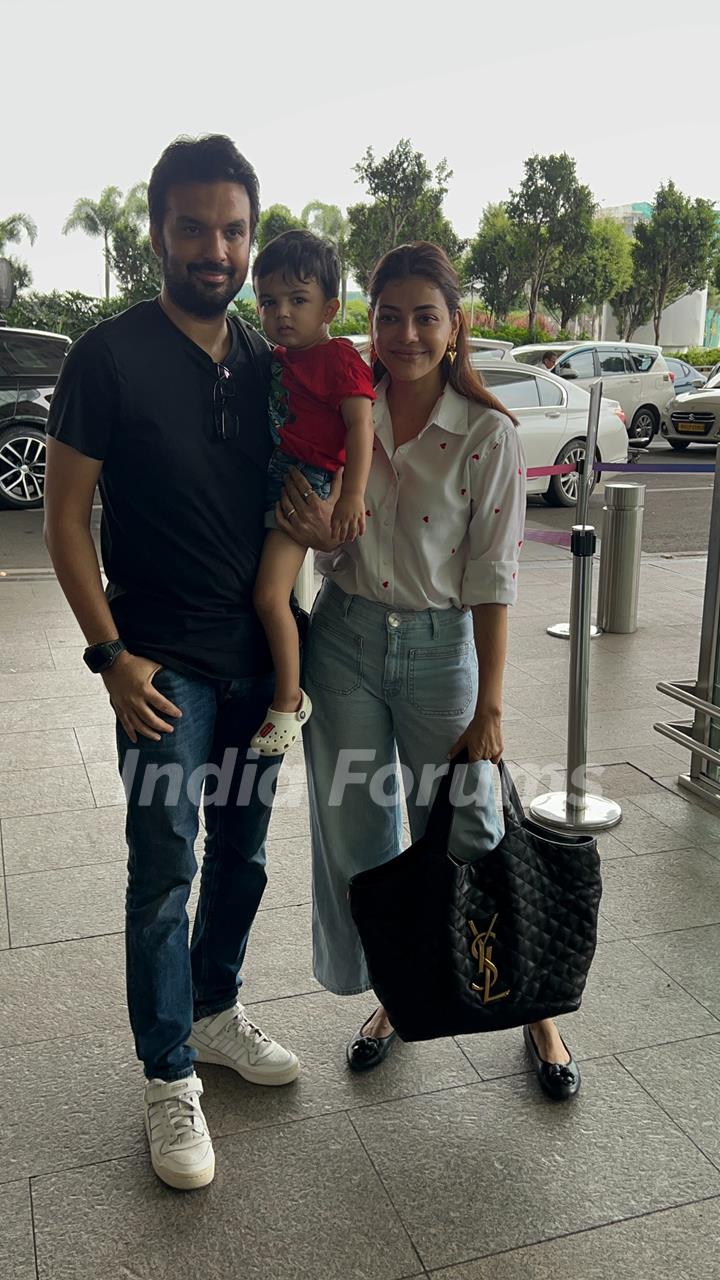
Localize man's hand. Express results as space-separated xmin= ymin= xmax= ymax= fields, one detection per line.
xmin=276 ymin=466 xmax=344 ymax=552
xmin=330 ymin=491 xmax=366 ymax=543
xmin=102 ymin=652 xmax=182 ymax=743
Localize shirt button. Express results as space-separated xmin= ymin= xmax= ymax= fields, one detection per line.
xmin=388 ymin=613 xmax=401 ymax=628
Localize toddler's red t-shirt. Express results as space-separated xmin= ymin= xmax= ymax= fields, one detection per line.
xmin=270 ymin=338 xmax=375 ymax=472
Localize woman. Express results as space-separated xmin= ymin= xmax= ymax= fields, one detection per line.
xmin=277 ymin=242 xmax=580 ymax=1102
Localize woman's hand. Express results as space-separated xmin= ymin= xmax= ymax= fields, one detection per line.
xmin=276 ymin=466 xmax=344 ymax=552
xmin=448 ymin=707 xmax=503 ymax=764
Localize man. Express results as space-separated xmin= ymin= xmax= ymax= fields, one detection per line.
xmin=540 ymin=350 xmax=558 ymax=372
xmin=44 ymin=135 xmax=301 ymax=1192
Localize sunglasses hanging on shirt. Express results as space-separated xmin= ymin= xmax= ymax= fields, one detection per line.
xmin=213 ymin=365 xmax=239 ymax=441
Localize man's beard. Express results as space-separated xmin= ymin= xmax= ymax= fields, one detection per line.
xmin=161 ymin=246 xmax=245 ymax=318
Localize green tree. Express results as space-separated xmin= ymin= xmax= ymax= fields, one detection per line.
xmin=6 ymin=290 xmax=126 ymax=342
xmin=255 ymin=204 xmax=303 ymax=253
xmin=0 ymin=211 xmax=38 ymax=293
xmin=302 ymin=201 xmax=350 ymax=319
xmin=634 ymin=181 xmax=720 ymax=343
xmin=346 ymin=139 xmax=461 ymax=293
xmin=463 ymin=204 xmax=528 ymax=322
xmin=609 ymin=240 xmax=654 ymax=340
xmin=110 ymin=217 xmax=161 ymax=305
xmin=506 ymin=153 xmax=596 ymax=340
xmin=230 ymin=297 xmax=263 ymax=332
xmin=63 ymin=184 xmax=148 ymax=299
xmin=542 ymin=215 xmax=632 ymax=329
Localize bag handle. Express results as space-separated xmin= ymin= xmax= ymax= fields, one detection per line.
xmin=423 ymin=752 xmax=525 ymax=852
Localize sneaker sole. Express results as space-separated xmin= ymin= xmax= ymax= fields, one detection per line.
xmin=149 ymin=1150 xmax=216 ymax=1191
xmin=190 ymin=1045 xmax=300 ymax=1086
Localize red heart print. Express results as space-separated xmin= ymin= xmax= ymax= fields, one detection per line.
xmin=423 ymin=515 xmax=429 ymax=523
xmin=472 ymin=453 xmax=480 ymax=460
xmin=382 ymin=580 xmax=389 ymax=588
xmin=518 ymin=539 xmax=523 ymax=547
xmin=494 ymin=507 xmax=501 ymax=514
xmin=451 ymin=547 xmax=456 ymax=555
xmin=366 ymin=510 xmax=372 ymax=517
xmin=460 ymin=488 xmax=467 ymax=496
xmin=512 ymin=571 xmax=517 ymax=579
xmin=440 ymin=442 xmax=447 ymax=450
xmin=518 ymin=467 xmax=522 ymax=475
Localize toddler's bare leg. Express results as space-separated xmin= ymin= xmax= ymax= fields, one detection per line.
xmin=253 ymin=530 xmax=308 ymax=711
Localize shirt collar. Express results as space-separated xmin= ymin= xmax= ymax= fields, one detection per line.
xmin=373 ymin=378 xmax=470 ymax=438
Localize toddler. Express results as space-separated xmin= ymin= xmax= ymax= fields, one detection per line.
xmin=250 ymin=229 xmax=375 ymax=755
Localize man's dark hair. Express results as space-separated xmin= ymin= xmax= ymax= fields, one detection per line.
xmin=253 ymin=229 xmax=340 ymax=299
xmin=148 ymin=134 xmax=260 ymax=235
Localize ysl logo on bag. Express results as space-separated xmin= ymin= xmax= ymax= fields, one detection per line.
xmin=468 ymin=915 xmax=510 ymax=1004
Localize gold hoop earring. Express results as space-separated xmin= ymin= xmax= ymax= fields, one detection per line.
xmin=446 ymin=342 xmax=457 ymax=366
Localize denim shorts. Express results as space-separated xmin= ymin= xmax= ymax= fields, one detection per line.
xmin=265 ymin=449 xmax=333 ymax=529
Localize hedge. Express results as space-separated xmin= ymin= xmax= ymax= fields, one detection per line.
xmin=666 ymin=348 xmax=720 ymax=368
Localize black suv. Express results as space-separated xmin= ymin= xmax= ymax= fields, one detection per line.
xmin=0 ymin=326 xmax=71 ymax=508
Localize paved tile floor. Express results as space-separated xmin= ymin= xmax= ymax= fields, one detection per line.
xmin=1 ymin=548 xmax=720 ymax=1279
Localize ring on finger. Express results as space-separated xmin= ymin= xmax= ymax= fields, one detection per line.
xmin=286 ymin=506 xmax=296 ymax=520
xmin=301 ymin=488 xmax=312 ymax=501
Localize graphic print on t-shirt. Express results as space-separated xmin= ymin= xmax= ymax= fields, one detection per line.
xmin=268 ymin=359 xmax=290 ymax=448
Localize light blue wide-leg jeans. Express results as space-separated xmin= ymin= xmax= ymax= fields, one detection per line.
xmin=303 ymin=580 xmax=502 ymax=996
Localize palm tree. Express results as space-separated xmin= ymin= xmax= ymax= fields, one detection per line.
xmin=63 ymin=184 xmax=148 ymax=299
xmin=301 ymin=202 xmax=351 ymax=320
xmin=0 ymin=212 xmax=38 ymax=292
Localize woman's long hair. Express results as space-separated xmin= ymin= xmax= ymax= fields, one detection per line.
xmin=367 ymin=241 xmax=514 ymax=420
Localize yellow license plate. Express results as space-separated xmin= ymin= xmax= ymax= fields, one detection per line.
xmin=676 ymin=421 xmax=700 ymax=433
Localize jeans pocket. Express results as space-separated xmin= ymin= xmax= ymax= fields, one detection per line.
xmin=408 ymin=642 xmax=473 ymax=716
xmin=305 ymin=618 xmax=363 ymax=695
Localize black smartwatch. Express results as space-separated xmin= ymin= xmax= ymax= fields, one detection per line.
xmin=83 ymin=639 xmax=127 ymax=673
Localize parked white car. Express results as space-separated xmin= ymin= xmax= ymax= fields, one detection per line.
xmin=472 ymin=357 xmax=628 ymax=507
xmin=512 ymin=341 xmax=674 ymax=448
xmin=660 ymin=370 xmax=720 ymax=450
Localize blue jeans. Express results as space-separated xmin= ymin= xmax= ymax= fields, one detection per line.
xmin=116 ymin=666 xmax=278 ymax=1081
xmin=304 ymin=581 xmax=502 ymax=995
xmin=264 ymin=448 xmax=333 ymax=529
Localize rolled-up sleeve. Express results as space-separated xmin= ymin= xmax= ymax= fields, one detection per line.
xmin=460 ymin=420 xmax=526 ymax=606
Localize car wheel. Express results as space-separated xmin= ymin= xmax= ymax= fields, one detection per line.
xmin=628 ymin=406 xmax=658 ymax=447
xmin=543 ymin=438 xmax=596 ymax=508
xmin=668 ymin=438 xmax=690 ymax=451
xmin=0 ymin=425 xmax=47 ymax=510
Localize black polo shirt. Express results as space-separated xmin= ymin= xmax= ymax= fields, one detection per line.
xmin=47 ymin=299 xmax=274 ymax=680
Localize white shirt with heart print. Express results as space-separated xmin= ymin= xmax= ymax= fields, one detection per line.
xmin=314 ymin=378 xmax=526 ymax=612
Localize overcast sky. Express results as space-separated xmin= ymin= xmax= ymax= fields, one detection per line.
xmin=3 ymin=0 xmax=717 ymax=297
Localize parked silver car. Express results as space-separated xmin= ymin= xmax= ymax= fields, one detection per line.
xmin=660 ymin=370 xmax=720 ymax=450
xmin=513 ymin=341 xmax=674 ymax=447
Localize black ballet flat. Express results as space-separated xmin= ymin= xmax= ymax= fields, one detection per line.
xmin=523 ymin=1024 xmax=581 ymax=1101
xmin=347 ymin=1011 xmax=398 ymax=1073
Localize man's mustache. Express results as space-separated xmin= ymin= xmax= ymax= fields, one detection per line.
xmin=188 ymin=262 xmax=235 ymax=278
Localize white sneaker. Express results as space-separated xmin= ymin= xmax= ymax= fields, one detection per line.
xmin=143 ymin=1073 xmax=215 ymax=1190
xmin=188 ymin=1003 xmax=300 ymax=1086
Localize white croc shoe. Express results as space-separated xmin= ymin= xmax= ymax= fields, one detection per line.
xmin=143 ymin=1072 xmax=215 ymax=1190
xmin=188 ymin=1002 xmax=300 ymax=1086
xmin=250 ymin=689 xmax=312 ymax=756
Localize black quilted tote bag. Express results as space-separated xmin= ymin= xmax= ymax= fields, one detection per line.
xmin=348 ymin=753 xmax=602 ymax=1041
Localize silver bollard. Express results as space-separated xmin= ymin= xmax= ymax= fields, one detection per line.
xmin=530 ymin=380 xmax=622 ymax=833
xmin=596 ymin=483 xmax=646 ymax=634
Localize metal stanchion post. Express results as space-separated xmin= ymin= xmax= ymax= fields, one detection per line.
xmin=547 ymin=401 xmax=602 ymax=641
xmin=531 ymin=381 xmax=622 ymax=833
